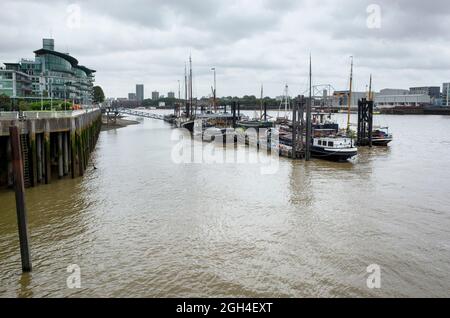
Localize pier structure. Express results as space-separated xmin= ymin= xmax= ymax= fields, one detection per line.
xmin=356 ymin=98 xmax=374 ymax=147
xmin=0 ymin=109 xmax=102 ymax=188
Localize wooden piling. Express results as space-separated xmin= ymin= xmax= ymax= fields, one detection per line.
xmin=9 ymin=125 xmax=32 ymax=272
xmin=292 ymin=100 xmax=297 ymax=159
xmin=36 ymin=134 xmax=42 ymax=183
xmin=70 ymin=118 xmax=78 ymax=179
xmin=63 ymin=132 xmax=69 ymax=176
xmin=232 ymin=101 xmax=236 ymax=128
xmin=7 ymin=136 xmax=13 ymax=187
xmin=264 ymin=102 xmax=267 ymax=121
xmin=44 ymin=121 xmax=51 ymax=184
xmin=57 ymin=132 xmax=63 ymax=179
xmin=77 ymin=119 xmax=85 ymax=177
xmin=28 ymin=121 xmax=37 ymax=187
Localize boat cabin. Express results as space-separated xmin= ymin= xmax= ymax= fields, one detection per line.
xmin=313 ymin=137 xmax=354 ymax=149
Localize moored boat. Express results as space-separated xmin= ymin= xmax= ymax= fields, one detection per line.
xmin=371 ymin=127 xmax=393 ymax=146
xmin=311 ymin=136 xmax=357 ymax=161
xmin=236 ymin=120 xmax=273 ymax=129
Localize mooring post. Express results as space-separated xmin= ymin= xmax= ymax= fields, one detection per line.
xmin=7 ymin=136 xmax=13 ymax=187
xmin=232 ymin=101 xmax=236 ymax=128
xmin=368 ymin=100 xmax=373 ymax=148
xmin=305 ymin=96 xmax=312 ymax=161
xmin=44 ymin=121 xmax=51 ymax=184
xmin=70 ymin=118 xmax=78 ymax=179
xmin=292 ymin=99 xmax=297 ymax=159
xmin=77 ymin=118 xmax=85 ymax=177
xmin=264 ymin=102 xmax=267 ymax=121
xmin=298 ymin=96 xmax=305 ymax=154
xmin=36 ymin=134 xmax=42 ymax=183
xmin=57 ymin=132 xmax=63 ymax=178
xmin=9 ymin=125 xmax=32 ymax=272
xmin=28 ymin=121 xmax=37 ymax=187
xmin=63 ymin=132 xmax=69 ymax=176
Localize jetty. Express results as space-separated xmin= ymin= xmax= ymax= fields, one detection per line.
xmin=0 ymin=109 xmax=102 ymax=188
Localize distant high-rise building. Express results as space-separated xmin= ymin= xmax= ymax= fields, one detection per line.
xmin=128 ymin=93 xmax=136 ymax=100
xmin=152 ymin=91 xmax=159 ymax=100
xmin=443 ymin=83 xmax=450 ymax=106
xmin=167 ymin=92 xmax=175 ymax=99
xmin=136 ymin=84 xmax=144 ymax=102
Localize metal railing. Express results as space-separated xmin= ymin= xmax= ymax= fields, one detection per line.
xmin=0 ymin=108 xmax=100 ymax=120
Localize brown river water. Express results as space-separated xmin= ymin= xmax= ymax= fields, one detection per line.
xmin=0 ymin=111 xmax=449 ymax=297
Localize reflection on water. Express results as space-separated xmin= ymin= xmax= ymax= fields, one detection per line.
xmin=1 ymin=112 xmax=450 ymax=297
xmin=18 ymin=273 xmax=33 ymax=298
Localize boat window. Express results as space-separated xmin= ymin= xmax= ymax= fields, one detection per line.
xmin=318 ymin=140 xmax=322 ymax=145
xmin=328 ymin=141 xmax=334 ymax=147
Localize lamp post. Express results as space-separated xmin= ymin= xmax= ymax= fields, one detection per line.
xmin=64 ymin=81 xmax=72 ymax=111
xmin=50 ymin=79 xmax=53 ymax=111
xmin=40 ymin=75 xmax=44 ymax=111
xmin=64 ymin=82 xmax=67 ymax=110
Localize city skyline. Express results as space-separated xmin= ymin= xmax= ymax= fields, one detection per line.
xmin=1 ymin=0 xmax=450 ymax=98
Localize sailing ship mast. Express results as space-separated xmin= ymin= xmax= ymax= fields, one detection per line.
xmin=305 ymin=54 xmax=312 ymax=161
xmin=189 ymin=55 xmax=193 ymax=118
xmin=211 ymin=67 xmax=216 ymax=113
xmin=346 ymin=56 xmax=353 ymax=133
xmin=184 ymin=63 xmax=188 ymax=116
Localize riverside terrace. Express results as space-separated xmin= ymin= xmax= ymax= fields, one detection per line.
xmin=0 ymin=109 xmax=101 ymax=188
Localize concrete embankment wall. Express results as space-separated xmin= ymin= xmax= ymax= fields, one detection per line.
xmin=0 ymin=109 xmax=102 ymax=188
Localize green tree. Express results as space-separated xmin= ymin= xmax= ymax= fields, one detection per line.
xmin=18 ymin=100 xmax=30 ymax=111
xmin=0 ymin=94 xmax=11 ymax=111
xmin=93 ymin=86 xmax=105 ymax=103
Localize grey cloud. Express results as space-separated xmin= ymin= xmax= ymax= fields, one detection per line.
xmin=1 ymin=0 xmax=449 ymax=97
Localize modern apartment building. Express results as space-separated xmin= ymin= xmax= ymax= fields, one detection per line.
xmin=0 ymin=38 xmax=95 ymax=105
xmin=152 ymin=91 xmax=159 ymax=100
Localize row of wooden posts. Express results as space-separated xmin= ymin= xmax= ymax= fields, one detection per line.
xmin=5 ymin=114 xmax=102 ymax=188
xmin=7 ymin=111 xmax=102 ymax=272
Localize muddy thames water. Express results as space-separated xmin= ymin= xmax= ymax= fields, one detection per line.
xmin=1 ymin=112 xmax=449 ymax=297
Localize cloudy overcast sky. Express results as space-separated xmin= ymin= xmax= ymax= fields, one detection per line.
xmin=1 ymin=0 xmax=449 ymax=98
